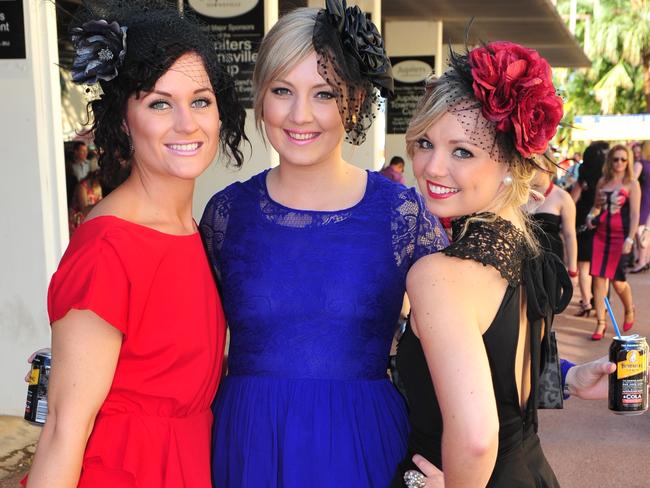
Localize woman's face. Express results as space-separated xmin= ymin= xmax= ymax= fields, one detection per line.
xmin=262 ymin=52 xmax=345 ymax=168
xmin=611 ymin=149 xmax=629 ymax=175
xmin=125 ymin=52 xmax=220 ymax=181
xmin=411 ymin=112 xmax=508 ymax=219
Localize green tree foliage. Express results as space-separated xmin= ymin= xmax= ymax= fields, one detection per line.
xmin=554 ymin=0 xmax=649 ymax=147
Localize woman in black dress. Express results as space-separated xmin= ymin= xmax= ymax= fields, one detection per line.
xmin=391 ymin=43 xmax=571 ymax=487
xmin=570 ymin=142 xmax=608 ymax=316
xmin=528 ymin=155 xmax=578 ymax=272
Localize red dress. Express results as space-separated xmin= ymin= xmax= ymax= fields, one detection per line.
xmin=45 ymin=216 xmax=225 ymax=487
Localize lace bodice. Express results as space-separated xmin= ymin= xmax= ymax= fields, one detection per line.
xmin=200 ymin=170 xmax=448 ymax=380
xmin=443 ymin=213 xmax=529 ymax=287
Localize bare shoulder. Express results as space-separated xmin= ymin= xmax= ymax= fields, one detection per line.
xmin=408 ymin=252 xmax=507 ymax=304
xmin=558 ymin=186 xmax=576 ymax=207
xmin=408 ymin=252 xmax=510 ymax=334
xmin=85 ymin=186 xmax=134 ymax=222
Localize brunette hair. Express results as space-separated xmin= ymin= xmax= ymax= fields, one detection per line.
xmin=73 ymin=0 xmax=247 ymax=188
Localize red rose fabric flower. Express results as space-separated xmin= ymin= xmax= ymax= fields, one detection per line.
xmin=469 ymin=41 xmax=563 ymax=158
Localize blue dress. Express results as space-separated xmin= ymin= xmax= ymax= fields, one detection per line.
xmin=200 ymin=170 xmax=448 ymax=487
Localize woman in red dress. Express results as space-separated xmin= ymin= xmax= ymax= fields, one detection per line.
xmin=588 ymin=145 xmax=641 ymax=340
xmin=25 ymin=2 xmax=245 ymax=486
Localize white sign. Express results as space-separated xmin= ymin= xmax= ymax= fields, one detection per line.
xmin=572 ymin=114 xmax=650 ymax=141
xmin=188 ymin=0 xmax=258 ymax=18
xmin=392 ymin=60 xmax=431 ymax=84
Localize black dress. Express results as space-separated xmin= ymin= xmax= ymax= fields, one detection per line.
xmin=392 ymin=214 xmax=572 ymax=487
xmin=575 ymin=179 xmax=597 ymax=262
xmin=531 ymin=212 xmax=564 ymax=261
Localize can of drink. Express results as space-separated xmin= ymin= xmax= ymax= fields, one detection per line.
xmin=609 ymin=335 xmax=648 ymax=415
xmin=24 ymin=352 xmax=51 ymax=425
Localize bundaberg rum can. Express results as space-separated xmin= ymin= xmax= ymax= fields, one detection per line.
xmin=609 ymin=335 xmax=648 ymax=415
xmin=24 ymin=351 xmax=51 ymax=425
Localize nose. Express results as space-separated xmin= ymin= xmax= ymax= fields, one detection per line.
xmin=289 ymin=94 xmax=314 ymax=125
xmin=421 ymin=149 xmax=448 ymax=178
xmin=173 ymin=105 xmax=200 ymax=134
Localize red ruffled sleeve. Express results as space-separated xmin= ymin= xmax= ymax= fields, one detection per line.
xmin=47 ymin=233 xmax=130 ymax=335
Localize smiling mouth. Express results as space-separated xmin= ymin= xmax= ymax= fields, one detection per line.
xmin=427 ymin=182 xmax=460 ymax=199
xmin=285 ymin=130 xmax=320 ymax=143
xmin=165 ymin=142 xmax=203 ymax=154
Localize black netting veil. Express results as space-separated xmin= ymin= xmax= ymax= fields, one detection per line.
xmin=312 ymin=0 xmax=394 ymax=146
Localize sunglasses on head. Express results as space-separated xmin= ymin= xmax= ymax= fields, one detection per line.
xmin=613 ymin=157 xmax=628 ymax=162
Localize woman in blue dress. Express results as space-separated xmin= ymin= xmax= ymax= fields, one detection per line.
xmin=200 ymin=1 xmax=448 ymax=486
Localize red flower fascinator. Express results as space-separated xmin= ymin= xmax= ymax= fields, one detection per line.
xmin=468 ymin=42 xmax=563 ymax=158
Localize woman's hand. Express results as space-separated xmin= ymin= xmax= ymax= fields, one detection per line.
xmin=623 ymin=237 xmax=634 ymax=255
xmin=25 ymin=348 xmax=51 ymax=382
xmin=404 ymin=454 xmax=445 ymax=487
xmin=566 ymin=356 xmax=615 ymax=400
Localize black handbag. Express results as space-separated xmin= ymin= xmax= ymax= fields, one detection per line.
xmin=537 ymin=330 xmax=563 ymax=409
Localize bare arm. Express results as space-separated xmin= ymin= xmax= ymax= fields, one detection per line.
xmin=27 ymin=310 xmax=122 ymax=487
xmin=634 ymin=162 xmax=643 ymax=180
xmin=569 ymin=181 xmax=582 ymax=204
xmin=407 ymin=255 xmax=500 ymax=488
xmin=624 ymin=181 xmax=642 ymax=254
xmin=560 ymin=190 xmax=578 ymax=272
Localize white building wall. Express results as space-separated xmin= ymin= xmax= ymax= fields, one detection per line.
xmin=0 ymin=0 xmax=67 ymax=415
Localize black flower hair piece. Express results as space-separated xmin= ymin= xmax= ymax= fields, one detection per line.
xmin=71 ymin=19 xmax=127 ymax=84
xmin=323 ymin=0 xmax=393 ymax=98
xmin=312 ymin=0 xmax=393 ymax=145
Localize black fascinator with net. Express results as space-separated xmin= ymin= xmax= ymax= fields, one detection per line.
xmin=70 ymin=0 xmax=247 ymax=186
xmin=312 ymin=0 xmax=393 ymax=145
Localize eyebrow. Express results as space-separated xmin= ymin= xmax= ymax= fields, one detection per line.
xmin=449 ymin=139 xmax=481 ymax=148
xmin=273 ymin=79 xmax=333 ymax=90
xmin=147 ymin=88 xmax=214 ymax=97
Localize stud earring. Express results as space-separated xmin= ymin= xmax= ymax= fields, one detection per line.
xmin=351 ymin=113 xmax=357 ymax=125
xmin=503 ymin=175 xmax=513 ymax=186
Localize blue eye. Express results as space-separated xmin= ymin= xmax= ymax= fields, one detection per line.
xmin=149 ymin=100 xmax=170 ymax=110
xmin=417 ymin=138 xmax=433 ymax=150
xmin=192 ymin=98 xmax=212 ymax=108
xmin=452 ymin=147 xmax=473 ymax=159
xmin=316 ymin=91 xmax=336 ymax=100
xmin=271 ymin=87 xmax=291 ymax=96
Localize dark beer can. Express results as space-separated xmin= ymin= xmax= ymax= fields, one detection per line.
xmin=24 ymin=352 xmax=51 ymax=425
xmin=609 ymin=335 xmax=648 ymax=415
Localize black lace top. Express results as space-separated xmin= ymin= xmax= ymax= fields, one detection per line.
xmin=443 ymin=212 xmax=529 ymax=286
xmin=391 ymin=213 xmax=572 ymax=488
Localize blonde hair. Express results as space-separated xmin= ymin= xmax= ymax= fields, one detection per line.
xmin=252 ymin=8 xmax=318 ymax=134
xmin=406 ymin=72 xmax=538 ymax=251
xmin=603 ymin=144 xmax=634 ymax=183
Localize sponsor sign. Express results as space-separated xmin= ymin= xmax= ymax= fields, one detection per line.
xmin=387 ymin=56 xmax=434 ymax=134
xmin=0 ymin=0 xmax=26 ymax=59
xmin=186 ymin=0 xmax=264 ymax=108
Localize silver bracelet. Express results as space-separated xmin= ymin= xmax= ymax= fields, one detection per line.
xmin=625 ymin=236 xmax=634 ymax=245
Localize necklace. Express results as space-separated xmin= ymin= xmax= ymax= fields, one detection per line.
xmin=544 ymin=181 xmax=554 ymax=198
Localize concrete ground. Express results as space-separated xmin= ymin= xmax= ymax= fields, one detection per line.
xmin=539 ymin=269 xmax=650 ymax=488
xmin=1 ymin=271 xmax=648 ymax=487
xmin=0 ymin=417 xmax=39 ymax=487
